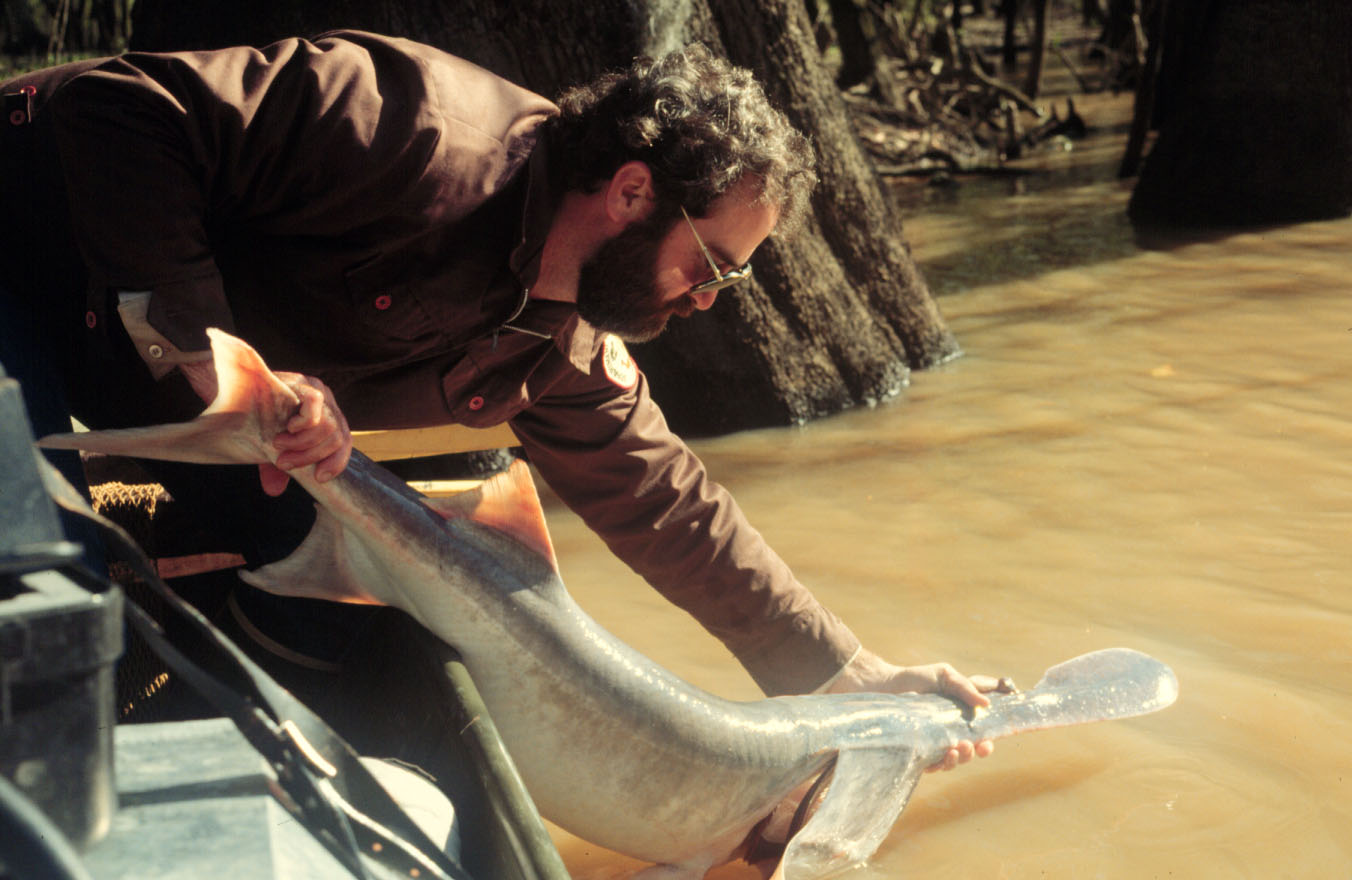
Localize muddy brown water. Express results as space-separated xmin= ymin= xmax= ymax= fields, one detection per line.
xmin=541 ymin=92 xmax=1352 ymax=878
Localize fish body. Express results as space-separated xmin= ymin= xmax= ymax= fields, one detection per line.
xmin=41 ymin=330 xmax=1178 ymax=879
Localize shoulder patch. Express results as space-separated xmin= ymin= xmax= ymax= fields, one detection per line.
xmin=601 ymin=334 xmax=638 ymax=389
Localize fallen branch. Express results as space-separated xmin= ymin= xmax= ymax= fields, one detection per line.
xmin=963 ymin=49 xmax=1045 ymax=116
xmin=1051 ymin=42 xmax=1095 ymax=93
xmin=874 ymin=164 xmax=1036 ymax=178
xmin=874 ymin=146 xmax=1037 ymax=177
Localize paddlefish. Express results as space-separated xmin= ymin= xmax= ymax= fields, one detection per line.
xmin=40 ymin=329 xmax=1179 ymax=879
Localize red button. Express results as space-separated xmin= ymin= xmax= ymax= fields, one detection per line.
xmin=20 ymin=85 xmax=35 ymax=96
xmin=9 ymin=110 xmax=26 ymax=126
xmin=84 ymin=311 xmax=97 ymax=328
xmin=373 ymin=294 xmax=392 ymax=310
xmin=467 ymin=396 xmax=485 ymax=411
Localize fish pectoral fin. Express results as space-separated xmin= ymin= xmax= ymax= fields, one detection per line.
xmin=239 ymin=506 xmax=383 ymax=605
xmin=777 ymin=747 xmax=924 ymax=880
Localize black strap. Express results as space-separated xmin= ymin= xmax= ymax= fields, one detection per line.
xmin=40 ymin=460 xmax=471 ymax=880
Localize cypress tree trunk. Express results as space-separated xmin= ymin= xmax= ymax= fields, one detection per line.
xmin=131 ymin=0 xmax=959 ymax=436
xmin=1128 ymin=0 xmax=1352 ymax=228
xmin=1023 ymin=0 xmax=1051 ymax=99
xmin=824 ymin=0 xmax=877 ymax=90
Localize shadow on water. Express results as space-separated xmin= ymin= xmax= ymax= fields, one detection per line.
xmin=888 ymin=90 xmax=1345 ymax=296
xmin=889 ymin=754 xmax=1113 ymax=839
xmin=891 ymin=159 xmax=1142 ymax=295
xmin=1127 ymin=220 xmax=1326 ymax=252
xmin=885 ymin=92 xmax=1148 ymax=295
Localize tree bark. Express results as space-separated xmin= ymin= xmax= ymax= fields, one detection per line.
xmin=1128 ymin=0 xmax=1352 ymax=228
xmin=131 ymin=0 xmax=958 ymax=436
xmin=1096 ymin=0 xmax=1137 ymax=57
xmin=1000 ymin=0 xmax=1019 ymax=71
xmin=1022 ymin=0 xmax=1050 ymax=99
xmin=825 ymin=0 xmax=875 ymax=90
xmin=1117 ymin=0 xmax=1166 ymax=178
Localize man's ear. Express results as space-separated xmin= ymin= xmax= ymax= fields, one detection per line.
xmin=603 ymin=161 xmax=656 ymax=224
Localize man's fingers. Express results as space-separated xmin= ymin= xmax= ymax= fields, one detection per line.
xmin=284 ymin=384 xmax=324 ymax=433
xmin=938 ymin=665 xmax=991 ymax=709
xmin=269 ymin=374 xmax=353 ymax=482
xmin=924 ymin=738 xmax=995 ymax=774
xmin=274 ymin=420 xmax=339 ymax=452
xmin=275 ymin=430 xmax=346 ymax=471
xmin=925 ymin=744 xmax=966 ymax=774
xmin=970 ymin=674 xmax=1019 ymax=695
xmin=924 ymin=753 xmax=955 ymax=774
xmin=277 ymin=374 xmax=346 ymax=433
xmin=273 ymin=422 xmax=352 ymax=481
xmin=313 ymin=446 xmax=352 ymax=483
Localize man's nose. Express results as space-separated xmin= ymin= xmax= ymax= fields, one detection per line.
xmin=691 ymin=289 xmax=718 ymax=311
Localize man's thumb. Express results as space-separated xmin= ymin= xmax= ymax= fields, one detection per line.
xmin=258 ymin=463 xmax=291 ymax=497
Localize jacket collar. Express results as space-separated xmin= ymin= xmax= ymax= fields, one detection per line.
xmin=503 ymin=136 xmax=603 ymax=374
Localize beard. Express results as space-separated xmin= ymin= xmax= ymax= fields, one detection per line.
xmin=575 ymin=212 xmax=692 ymax=343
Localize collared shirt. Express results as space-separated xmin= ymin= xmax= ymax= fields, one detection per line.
xmin=0 ymin=31 xmax=859 ymax=695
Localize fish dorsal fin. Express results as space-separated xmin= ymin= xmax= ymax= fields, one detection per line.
xmin=422 ymin=460 xmax=557 ymax=569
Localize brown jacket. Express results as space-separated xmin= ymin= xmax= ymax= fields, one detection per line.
xmin=1 ymin=31 xmax=859 ymax=695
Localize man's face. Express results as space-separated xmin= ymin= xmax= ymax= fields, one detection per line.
xmin=576 ymin=180 xmax=780 ymax=343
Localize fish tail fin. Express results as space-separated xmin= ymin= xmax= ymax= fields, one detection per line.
xmin=38 ymin=328 xmax=299 ymax=466
xmin=423 ymin=460 xmax=558 ymax=570
xmin=777 ymin=649 xmax=1179 ymax=879
xmin=971 ymin=648 xmax=1179 ymax=741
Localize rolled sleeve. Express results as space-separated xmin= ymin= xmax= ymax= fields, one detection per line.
xmin=511 ymin=364 xmax=860 ymax=696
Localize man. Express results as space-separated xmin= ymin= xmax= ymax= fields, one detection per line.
xmin=0 ymin=32 xmax=994 ymax=771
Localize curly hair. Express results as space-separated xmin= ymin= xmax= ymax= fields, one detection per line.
xmin=547 ymin=45 xmax=817 ymax=234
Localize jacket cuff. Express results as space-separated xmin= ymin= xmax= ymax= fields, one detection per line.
xmin=144 ymin=274 xmax=236 ymax=353
xmin=116 ymin=291 xmax=214 ymax=378
xmin=734 ymin=607 xmax=862 ymax=697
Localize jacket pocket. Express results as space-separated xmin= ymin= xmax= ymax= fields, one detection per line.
xmin=343 ymin=256 xmax=438 ymax=342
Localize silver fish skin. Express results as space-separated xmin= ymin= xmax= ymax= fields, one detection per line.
xmin=39 ymin=329 xmax=1179 ymax=880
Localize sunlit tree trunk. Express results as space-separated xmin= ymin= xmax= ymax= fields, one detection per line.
xmin=131 ymin=0 xmax=959 ymax=435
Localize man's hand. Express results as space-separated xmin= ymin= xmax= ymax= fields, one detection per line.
xmin=263 ymin=372 xmax=352 ymax=496
xmin=178 ymin=361 xmax=352 ymax=496
xmin=824 ymin=647 xmax=1002 ymax=773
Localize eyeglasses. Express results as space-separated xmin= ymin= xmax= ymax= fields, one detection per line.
xmin=681 ymin=206 xmax=753 ymax=296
